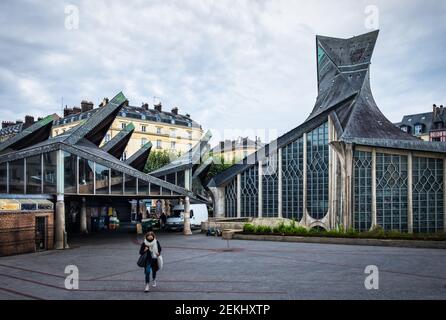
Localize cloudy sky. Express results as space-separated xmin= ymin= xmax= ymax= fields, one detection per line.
xmin=0 ymin=0 xmax=445 ymax=145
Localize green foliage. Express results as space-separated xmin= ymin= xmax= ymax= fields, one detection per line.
xmin=255 ymin=225 xmax=272 ymax=234
xmin=242 ymin=221 xmax=446 ymax=241
xmin=243 ymin=224 xmax=256 ymax=233
xmin=144 ymin=150 xmax=179 ymax=173
xmin=204 ymin=156 xmax=234 ymax=184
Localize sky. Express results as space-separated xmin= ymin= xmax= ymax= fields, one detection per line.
xmin=0 ymin=0 xmax=445 ymax=146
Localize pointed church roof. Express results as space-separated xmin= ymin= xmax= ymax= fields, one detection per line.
xmin=208 ymin=30 xmax=443 ymax=188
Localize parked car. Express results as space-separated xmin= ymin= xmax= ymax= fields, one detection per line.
xmin=165 ymin=204 xmax=208 ymax=231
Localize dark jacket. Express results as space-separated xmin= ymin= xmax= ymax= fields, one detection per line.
xmin=139 ymin=240 xmax=162 ymax=269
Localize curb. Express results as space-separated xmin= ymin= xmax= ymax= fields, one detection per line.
xmin=232 ymin=233 xmax=446 ymax=249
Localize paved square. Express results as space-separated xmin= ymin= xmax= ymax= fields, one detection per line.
xmin=0 ymin=231 xmax=445 ymax=300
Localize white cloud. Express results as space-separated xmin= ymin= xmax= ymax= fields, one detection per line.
xmin=0 ymin=0 xmax=445 ymax=144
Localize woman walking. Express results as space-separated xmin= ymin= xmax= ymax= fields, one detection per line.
xmin=139 ymin=231 xmax=162 ymax=292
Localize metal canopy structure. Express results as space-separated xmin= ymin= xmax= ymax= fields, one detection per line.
xmin=101 ymin=122 xmax=135 ymax=159
xmin=125 ymin=141 xmax=152 ymax=172
xmin=0 ymin=115 xmax=57 ymax=155
xmin=0 ymin=92 xmax=202 ymax=202
xmin=150 ymin=130 xmax=213 ymax=199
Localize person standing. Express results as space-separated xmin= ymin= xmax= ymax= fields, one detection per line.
xmin=160 ymin=212 xmax=167 ymax=230
xmin=139 ymin=231 xmax=162 ymax=292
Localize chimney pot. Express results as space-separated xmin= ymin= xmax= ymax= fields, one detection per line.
xmin=81 ymin=100 xmax=94 ymax=113
xmin=171 ymin=107 xmax=179 ymax=115
xmin=24 ymin=115 xmax=35 ymax=127
xmin=154 ymin=103 xmax=162 ymax=112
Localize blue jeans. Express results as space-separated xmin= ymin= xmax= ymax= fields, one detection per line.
xmin=145 ymin=264 xmax=156 ymax=284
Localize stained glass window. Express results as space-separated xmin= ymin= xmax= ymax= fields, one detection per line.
xmin=282 ymin=138 xmax=304 ymax=220
xmin=225 ymin=178 xmax=237 ymax=218
xmin=307 ymin=123 xmax=329 ymax=220
xmin=412 ymin=157 xmax=444 ymax=233
xmin=353 ymin=151 xmax=372 ymax=232
xmin=262 ymin=153 xmax=279 ymax=218
xmin=240 ymin=165 xmax=258 ymax=217
xmin=376 ymin=153 xmax=408 ymax=232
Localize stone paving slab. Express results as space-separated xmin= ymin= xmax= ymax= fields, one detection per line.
xmin=0 ymin=232 xmax=445 ymax=300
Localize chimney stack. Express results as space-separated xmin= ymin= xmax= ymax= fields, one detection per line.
xmin=142 ymin=103 xmax=149 ymax=110
xmin=1 ymin=121 xmax=15 ymax=129
xmin=64 ymin=106 xmax=73 ymax=117
xmin=171 ymin=107 xmax=179 ymax=115
xmin=24 ymin=115 xmax=35 ymax=127
xmin=154 ymin=103 xmax=162 ymax=112
xmin=81 ymin=100 xmax=94 ymax=113
xmin=99 ymin=97 xmax=109 ymax=107
xmin=72 ymin=107 xmax=81 ymax=115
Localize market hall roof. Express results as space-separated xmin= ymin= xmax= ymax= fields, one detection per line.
xmin=125 ymin=141 xmax=153 ymax=172
xmin=0 ymin=92 xmax=202 ymax=202
xmin=150 ymin=130 xmax=212 ymax=177
xmin=208 ymin=30 xmax=446 ymax=188
xmin=0 ymin=115 xmax=57 ymax=155
xmin=101 ymin=122 xmax=135 ymax=159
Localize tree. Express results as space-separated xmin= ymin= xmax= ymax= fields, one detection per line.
xmin=144 ymin=150 xmax=177 ymax=173
xmin=203 ymin=155 xmax=234 ymax=184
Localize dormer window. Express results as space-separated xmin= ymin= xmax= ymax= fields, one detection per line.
xmin=414 ymin=124 xmax=423 ymax=135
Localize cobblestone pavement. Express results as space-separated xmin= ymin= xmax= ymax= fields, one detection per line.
xmin=0 ymin=230 xmax=445 ymax=300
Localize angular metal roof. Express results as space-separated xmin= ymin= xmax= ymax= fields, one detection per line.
xmin=101 ymin=122 xmax=135 ymax=159
xmin=0 ymin=92 xmax=203 ymax=202
xmin=125 ymin=141 xmax=152 ymax=172
xmin=0 ymin=115 xmax=56 ymax=155
xmin=150 ymin=130 xmax=212 ymax=177
xmin=64 ymin=92 xmax=128 ymax=146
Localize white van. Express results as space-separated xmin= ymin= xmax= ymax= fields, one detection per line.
xmin=165 ymin=204 xmax=208 ymax=231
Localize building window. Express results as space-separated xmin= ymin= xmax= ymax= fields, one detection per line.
xmin=412 ymin=157 xmax=444 ymax=233
xmin=225 ymin=179 xmax=237 ymax=218
xmin=170 ymin=129 xmax=176 ymax=138
xmin=121 ymin=152 xmax=127 ymax=162
xmin=141 ymin=138 xmax=147 ymax=147
xmin=104 ymin=133 xmax=111 ymax=143
xmin=306 ymin=122 xmax=329 ymax=220
xmin=141 ymin=125 xmax=146 ymax=132
xmin=401 ymin=126 xmax=408 ymax=133
xmin=414 ymin=124 xmax=423 ymax=135
xmin=240 ymin=165 xmax=259 ymax=217
xmin=157 ymin=140 xmax=162 ymax=149
xmin=171 ymin=141 xmax=176 ymax=150
xmin=156 ymin=127 xmax=162 ymax=135
xmin=353 ymin=151 xmax=373 ymax=232
xmin=262 ymin=153 xmax=279 ymax=218
xmin=282 ymin=137 xmax=304 ymax=221
xmin=26 ymin=155 xmax=42 ymax=194
xmin=121 ymin=123 xmax=127 ymax=129
xmin=78 ymin=157 xmax=95 ymax=194
xmin=376 ymin=153 xmax=408 ymax=232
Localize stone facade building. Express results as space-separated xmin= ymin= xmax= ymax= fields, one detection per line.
xmin=208 ymin=31 xmax=446 ymax=234
xmin=52 ymin=100 xmax=203 ymax=160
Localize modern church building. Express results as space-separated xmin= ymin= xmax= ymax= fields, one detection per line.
xmin=209 ymin=30 xmax=446 ymax=234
